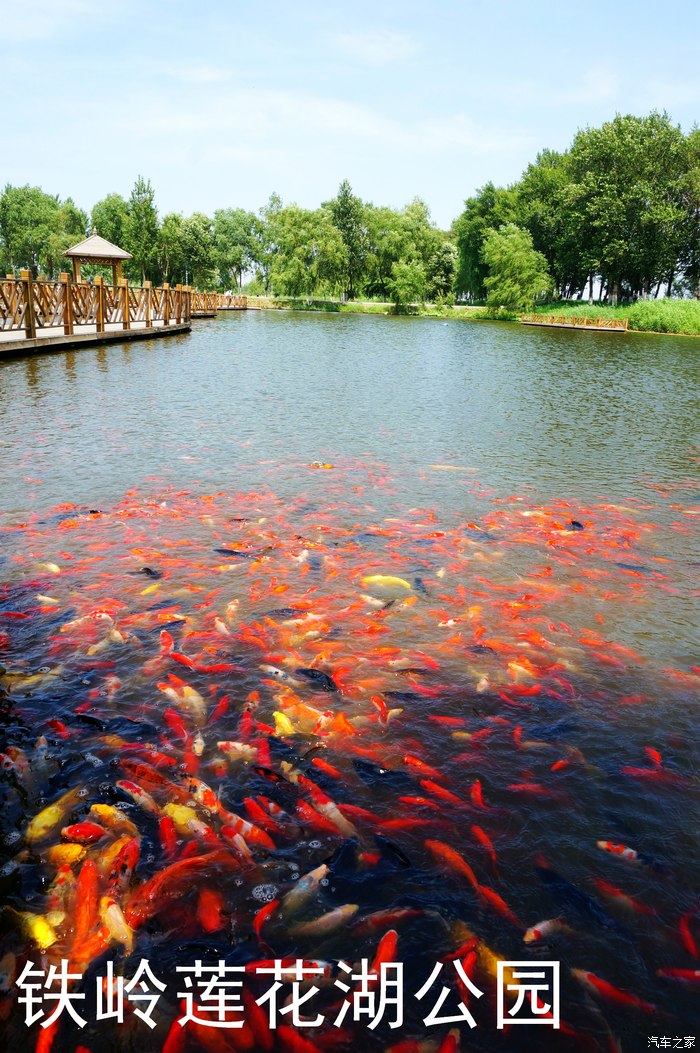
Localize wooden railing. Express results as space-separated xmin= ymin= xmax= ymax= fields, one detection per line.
xmin=520 ymin=313 xmax=629 ymax=331
xmin=0 ymin=271 xmax=191 ymax=339
xmin=191 ymin=291 xmax=248 ymax=312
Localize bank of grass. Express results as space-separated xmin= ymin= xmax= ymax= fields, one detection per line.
xmin=250 ymin=295 xmax=700 ymax=334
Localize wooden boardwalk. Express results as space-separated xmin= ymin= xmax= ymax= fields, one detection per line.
xmin=519 ymin=313 xmax=628 ymax=332
xmin=0 ymin=274 xmax=249 ymax=355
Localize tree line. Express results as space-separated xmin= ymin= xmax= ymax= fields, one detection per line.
xmin=0 ymin=176 xmax=455 ymax=305
xmin=1 ymin=112 xmax=698 ymax=306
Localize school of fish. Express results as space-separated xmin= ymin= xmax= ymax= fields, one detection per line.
xmin=0 ymin=462 xmax=698 ymax=1052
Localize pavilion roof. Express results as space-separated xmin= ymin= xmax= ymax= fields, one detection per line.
xmin=62 ymin=232 xmax=133 ymax=261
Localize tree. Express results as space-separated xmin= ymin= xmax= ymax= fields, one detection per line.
xmin=388 ymin=259 xmax=426 ymax=311
xmin=327 ymin=180 xmax=367 ymax=299
xmin=481 ymin=223 xmax=552 ymax=310
xmin=213 ymin=208 xmax=258 ymax=290
xmin=567 ymin=112 xmax=688 ymax=300
xmin=124 ymin=176 xmax=159 ymax=284
xmin=0 ymin=185 xmax=86 ymax=277
xmin=91 ymin=193 xmax=129 ymax=248
xmin=251 ymin=193 xmax=283 ymax=292
xmin=677 ymin=127 xmax=700 ymax=298
xmin=158 ymin=212 xmax=186 ymax=285
xmin=182 ymin=212 xmax=215 ymax=289
xmin=453 ymin=182 xmax=518 ymax=299
xmin=426 ymin=240 xmax=457 ymax=302
xmin=267 ymin=205 xmax=346 ymax=297
xmin=516 ymin=149 xmax=589 ymax=298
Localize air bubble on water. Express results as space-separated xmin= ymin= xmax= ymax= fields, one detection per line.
xmin=320 ymin=878 xmax=329 ymax=886
xmin=3 ymin=831 xmax=21 ymax=846
xmin=251 ymin=883 xmax=278 ymax=903
xmin=83 ymin=753 xmax=102 ymax=767
xmin=309 ymin=840 xmax=322 ymax=849
xmin=77 ymin=787 xmax=89 ymax=797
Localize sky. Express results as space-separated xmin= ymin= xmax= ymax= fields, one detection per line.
xmin=2 ymin=0 xmax=699 ymax=229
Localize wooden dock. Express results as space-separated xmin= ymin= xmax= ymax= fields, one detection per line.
xmin=519 ymin=313 xmax=628 ymax=332
xmin=0 ymin=275 xmax=249 ymax=355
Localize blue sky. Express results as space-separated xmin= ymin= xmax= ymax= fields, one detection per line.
xmin=3 ymin=0 xmax=699 ymax=229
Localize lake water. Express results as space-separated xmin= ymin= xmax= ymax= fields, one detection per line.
xmin=0 ymin=311 xmax=698 ymax=1049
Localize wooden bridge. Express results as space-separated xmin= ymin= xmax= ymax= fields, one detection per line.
xmin=519 ymin=313 xmax=629 ymax=332
xmin=0 ymin=272 xmax=248 ymax=355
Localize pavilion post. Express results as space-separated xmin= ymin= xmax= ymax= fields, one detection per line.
xmin=20 ymin=270 xmax=36 ymax=339
xmin=60 ymin=272 xmax=73 ymax=336
xmin=119 ymin=278 xmax=130 ymax=330
xmin=175 ymin=284 xmax=182 ymax=324
xmin=144 ymin=280 xmax=152 ymax=328
xmin=163 ymin=283 xmax=170 ymax=326
xmin=94 ymin=275 xmax=105 ymax=333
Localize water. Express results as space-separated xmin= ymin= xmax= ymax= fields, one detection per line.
xmin=0 ymin=312 xmax=698 ymax=1050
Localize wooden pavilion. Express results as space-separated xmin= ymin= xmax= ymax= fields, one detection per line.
xmin=62 ymin=231 xmax=132 ymax=285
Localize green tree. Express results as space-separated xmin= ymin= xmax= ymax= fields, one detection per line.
xmin=388 ymin=258 xmax=426 ymax=311
xmin=364 ymin=204 xmax=413 ymax=299
xmin=481 ymin=223 xmax=552 ymax=310
xmin=182 ymin=212 xmax=215 ymax=289
xmin=213 ymin=208 xmax=258 ymax=291
xmin=453 ymin=182 xmax=517 ymax=300
xmin=426 ymin=240 xmax=457 ymax=302
xmin=327 ymin=180 xmax=367 ymax=299
xmin=567 ymin=112 xmax=688 ymax=300
xmin=678 ymin=127 xmax=700 ymax=298
xmin=158 ymin=212 xmax=186 ymax=285
xmin=91 ymin=193 xmax=129 ymax=248
xmin=124 ymin=176 xmax=159 ymax=284
xmin=0 ymin=185 xmax=86 ymax=277
xmin=251 ymin=193 xmax=283 ymax=292
xmin=516 ymin=149 xmax=590 ymax=299
xmin=268 ymin=205 xmax=346 ymax=297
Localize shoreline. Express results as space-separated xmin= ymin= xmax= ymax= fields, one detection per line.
xmin=247 ymin=296 xmax=700 ymax=337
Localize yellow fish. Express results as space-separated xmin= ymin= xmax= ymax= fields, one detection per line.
xmin=25 ymin=787 xmax=82 ymax=844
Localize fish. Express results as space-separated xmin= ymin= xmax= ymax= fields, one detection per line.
xmin=571 ymin=968 xmax=657 ymax=1012
xmin=25 ymin=786 xmax=82 ymax=843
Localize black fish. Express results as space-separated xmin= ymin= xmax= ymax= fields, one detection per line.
xmin=570 ymin=520 xmax=585 ymax=530
xmin=413 ymin=577 xmax=430 ymax=596
xmin=465 ymin=526 xmax=498 ymax=541
xmin=384 ymin=690 xmax=432 ymax=703
xmin=214 ymin=548 xmax=258 ymax=559
xmin=352 ymin=759 xmax=416 ymax=793
xmin=294 ymin=668 xmax=338 ymax=692
xmin=535 ymin=864 xmax=626 ymax=933
xmin=613 ymin=562 xmax=652 ymax=574
xmin=467 ymin=644 xmax=496 ymax=655
xmin=375 ymin=835 xmax=412 ymax=869
xmin=265 ymin=607 xmax=306 ymax=620
xmin=128 ymin=566 xmax=162 ymax=579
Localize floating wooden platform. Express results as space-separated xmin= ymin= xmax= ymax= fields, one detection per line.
xmin=520 ymin=313 xmax=628 ymax=332
xmin=0 ymin=322 xmax=190 ymax=357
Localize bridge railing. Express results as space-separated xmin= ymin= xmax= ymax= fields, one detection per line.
xmin=191 ymin=291 xmax=248 ymax=312
xmin=0 ymin=271 xmax=192 ymax=339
